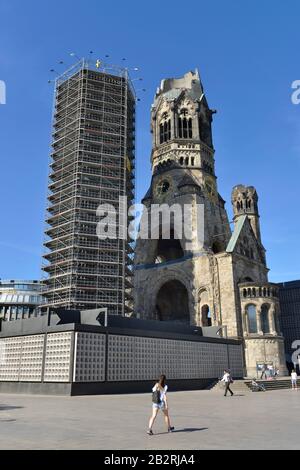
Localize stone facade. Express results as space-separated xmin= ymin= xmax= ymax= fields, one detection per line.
xmin=134 ymin=70 xmax=287 ymax=377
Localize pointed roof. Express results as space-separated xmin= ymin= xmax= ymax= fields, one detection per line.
xmin=226 ymin=215 xmax=266 ymax=262
xmin=226 ymin=215 xmax=247 ymax=253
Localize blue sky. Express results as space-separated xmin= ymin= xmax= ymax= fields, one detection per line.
xmin=0 ymin=0 xmax=299 ymax=282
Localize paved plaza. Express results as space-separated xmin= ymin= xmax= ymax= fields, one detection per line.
xmin=0 ymin=388 xmax=299 ymax=450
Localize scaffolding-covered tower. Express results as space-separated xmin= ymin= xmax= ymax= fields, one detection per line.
xmin=42 ymin=59 xmax=135 ymax=315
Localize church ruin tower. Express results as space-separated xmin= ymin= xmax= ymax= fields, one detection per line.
xmin=232 ymin=185 xmax=262 ymax=242
xmin=134 ymin=70 xmax=287 ymax=377
xmin=134 ymin=70 xmax=231 ymax=326
xmin=151 ymin=69 xmax=215 ymax=179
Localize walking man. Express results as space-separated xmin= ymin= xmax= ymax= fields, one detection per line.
xmin=260 ymin=364 xmax=267 ymax=380
xmin=221 ymin=369 xmax=234 ymax=397
xmin=291 ymin=369 xmax=298 ymax=391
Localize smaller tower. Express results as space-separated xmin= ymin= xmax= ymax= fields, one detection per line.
xmin=232 ymin=185 xmax=261 ymax=242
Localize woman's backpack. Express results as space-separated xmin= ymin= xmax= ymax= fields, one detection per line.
xmin=152 ymin=386 xmax=161 ymax=404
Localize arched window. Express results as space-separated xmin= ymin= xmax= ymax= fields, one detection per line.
xmin=243 ymin=288 xmax=247 ymax=298
xmin=252 ymin=288 xmax=256 ymax=297
xmin=164 ymin=121 xmax=168 ymax=140
xmin=188 ymin=118 xmax=192 ymax=138
xmin=178 ymin=109 xmax=192 ymax=139
xmin=159 ymin=119 xmax=171 ymax=144
xmin=274 ymin=310 xmax=281 ymax=334
xmin=201 ymin=305 xmax=211 ymax=327
xmin=179 ymin=157 xmax=184 ymax=165
xmin=246 ymin=304 xmax=257 ymax=333
xmin=185 ymin=157 xmax=189 ymax=165
xmin=261 ymin=305 xmax=270 ymax=334
xmin=263 ymin=287 xmax=267 ymax=297
xmin=179 ymin=118 xmax=187 ymax=138
xmin=159 ymin=123 xmax=163 ymax=144
xmin=191 ymin=157 xmax=195 ymax=166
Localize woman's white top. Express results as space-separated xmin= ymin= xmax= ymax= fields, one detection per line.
xmin=221 ymin=372 xmax=230 ymax=383
xmin=291 ymin=372 xmax=297 ymax=380
xmin=152 ymin=384 xmax=168 ymax=402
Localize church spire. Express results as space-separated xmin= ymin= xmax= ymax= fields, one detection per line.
xmin=231 ymin=185 xmax=262 ymax=243
xmin=150 ymin=70 xmax=217 ymax=186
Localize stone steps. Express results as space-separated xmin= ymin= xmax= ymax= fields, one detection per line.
xmin=209 ymin=379 xmax=251 ymax=393
xmin=209 ymin=377 xmax=300 ymax=392
xmin=250 ymin=378 xmax=300 ymax=391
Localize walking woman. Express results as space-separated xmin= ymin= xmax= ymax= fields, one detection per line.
xmin=221 ymin=369 xmax=234 ymax=396
xmin=147 ymin=374 xmax=174 ymax=435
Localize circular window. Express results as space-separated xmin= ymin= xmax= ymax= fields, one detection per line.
xmin=160 ymin=180 xmax=170 ymax=193
xmin=157 ymin=180 xmax=170 ymax=194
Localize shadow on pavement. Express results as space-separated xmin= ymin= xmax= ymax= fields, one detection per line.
xmin=154 ymin=427 xmax=208 ymax=435
xmin=172 ymin=427 xmax=208 ymax=433
xmin=0 ymin=405 xmax=23 ymax=411
xmin=223 ymin=394 xmax=245 ymax=397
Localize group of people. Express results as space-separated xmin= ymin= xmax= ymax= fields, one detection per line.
xmin=147 ymin=368 xmax=299 ymax=435
xmin=253 ymin=369 xmax=298 ymax=391
xmin=260 ymin=364 xmax=279 ymax=380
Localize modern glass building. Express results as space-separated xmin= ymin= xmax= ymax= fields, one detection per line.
xmin=0 ymin=280 xmax=45 ymax=321
xmin=42 ymin=59 xmax=135 ymax=314
xmin=278 ymin=280 xmax=300 ymax=365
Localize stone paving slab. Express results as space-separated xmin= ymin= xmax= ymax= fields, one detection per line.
xmin=0 ymin=388 xmax=299 ymax=450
